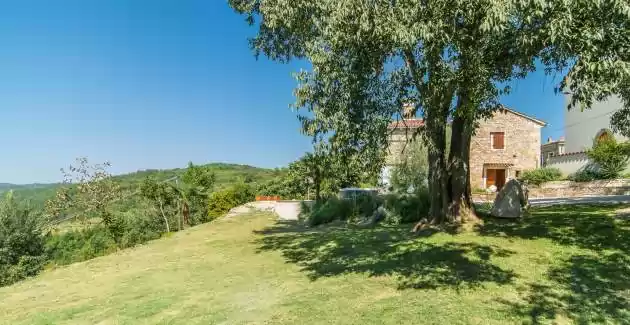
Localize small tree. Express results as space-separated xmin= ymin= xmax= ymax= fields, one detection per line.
xmin=390 ymin=140 xmax=429 ymax=194
xmin=285 ymin=152 xmax=328 ymax=201
xmin=587 ymin=138 xmax=630 ymax=179
xmin=46 ymin=158 xmax=122 ymax=235
xmin=139 ymin=177 xmax=176 ymax=233
xmin=177 ymin=162 xmax=216 ymax=225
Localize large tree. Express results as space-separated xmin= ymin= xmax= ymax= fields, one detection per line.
xmin=230 ymin=0 xmax=630 ymax=224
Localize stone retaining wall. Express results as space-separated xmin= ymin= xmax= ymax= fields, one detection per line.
xmin=529 ymin=179 xmax=630 ymax=197
xmin=473 ymin=179 xmax=630 ymax=201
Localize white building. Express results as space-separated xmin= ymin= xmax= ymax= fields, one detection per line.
xmin=546 ymin=94 xmax=627 ymax=175
xmin=564 ymin=95 xmax=627 ymax=153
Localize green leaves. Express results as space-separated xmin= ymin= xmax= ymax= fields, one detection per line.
xmin=587 ymin=137 xmax=630 ymax=179
xmin=230 ymin=0 xmax=630 ymax=219
xmin=45 ymin=158 xmax=122 ymax=226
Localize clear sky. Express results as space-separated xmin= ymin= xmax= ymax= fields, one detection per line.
xmin=0 ymin=0 xmax=565 ymax=184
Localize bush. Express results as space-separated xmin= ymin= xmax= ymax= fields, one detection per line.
xmin=207 ymin=183 xmax=255 ymax=219
xmin=382 ymin=189 xmax=430 ymax=224
xmin=45 ymin=210 xmax=164 ymax=266
xmin=587 ymin=138 xmax=630 ymax=179
xmin=567 ymin=168 xmax=603 ymax=182
xmin=303 ymin=193 xmax=386 ymax=226
xmin=119 ymin=212 xmax=163 ymax=248
xmin=519 ymin=168 xmax=563 ymax=185
xmin=0 ymin=192 xmax=46 ymax=286
xmin=305 ymin=197 xmax=353 ymax=226
xmin=45 ymin=226 xmax=118 ymax=265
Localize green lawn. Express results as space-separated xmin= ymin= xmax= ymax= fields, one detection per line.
xmin=1 ymin=205 xmax=629 ymax=324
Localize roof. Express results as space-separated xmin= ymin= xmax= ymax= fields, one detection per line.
xmin=542 ymin=140 xmax=566 ymax=147
xmin=551 ymin=151 xmax=586 ymax=157
xmin=484 ymin=162 xmax=515 ymax=168
xmin=387 ymin=119 xmax=424 ymax=129
xmin=387 ymin=107 xmax=547 ymax=129
xmin=499 ymin=106 xmax=547 ymax=126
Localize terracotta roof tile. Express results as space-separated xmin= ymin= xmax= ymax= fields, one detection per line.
xmin=552 ymin=151 xmax=586 ymax=157
xmin=388 ymin=119 xmax=425 ymax=129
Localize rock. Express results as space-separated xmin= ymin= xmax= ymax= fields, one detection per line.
xmin=369 ymin=206 xmax=388 ymax=225
xmin=490 ymin=179 xmax=528 ymax=218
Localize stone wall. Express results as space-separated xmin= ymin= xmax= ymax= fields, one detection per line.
xmin=473 ymin=179 xmax=630 ymax=201
xmin=385 ymin=121 xmax=423 ymax=166
xmin=541 ymin=140 xmax=565 ymax=166
xmin=469 ymin=109 xmax=543 ymax=189
xmin=385 ymin=128 xmax=416 ymax=165
xmin=529 ymin=179 xmax=630 ymax=197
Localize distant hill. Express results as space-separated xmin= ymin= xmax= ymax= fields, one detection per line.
xmin=2 ymin=163 xmax=284 ymax=209
xmin=0 ymin=183 xmax=58 ymax=191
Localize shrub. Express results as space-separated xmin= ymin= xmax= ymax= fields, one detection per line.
xmin=567 ymin=168 xmax=603 ymax=182
xmin=305 ymin=197 xmax=353 ymax=226
xmin=351 ymin=193 xmax=383 ymax=221
xmin=587 ymin=138 xmax=630 ymax=179
xmin=519 ymin=168 xmax=562 ymax=185
xmin=119 ymin=212 xmax=162 ymax=248
xmin=207 ymin=183 xmax=255 ymax=219
xmin=0 ymin=192 xmax=46 ymax=286
xmin=382 ymin=189 xmax=430 ymax=224
xmin=472 ymin=188 xmax=487 ymax=194
xmin=0 ymin=255 xmax=48 ymax=287
xmin=45 ymin=226 xmax=118 ymax=265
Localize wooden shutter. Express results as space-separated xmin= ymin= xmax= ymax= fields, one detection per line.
xmin=492 ymin=132 xmax=505 ymax=149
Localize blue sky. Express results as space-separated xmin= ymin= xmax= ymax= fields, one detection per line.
xmin=0 ymin=0 xmax=565 ymax=184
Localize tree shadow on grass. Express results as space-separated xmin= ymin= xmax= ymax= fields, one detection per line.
xmin=478 ymin=204 xmax=630 ymax=323
xmin=476 ymin=204 xmax=630 ymax=253
xmin=501 ymin=252 xmax=630 ymax=324
xmin=254 ymin=222 xmax=516 ymax=290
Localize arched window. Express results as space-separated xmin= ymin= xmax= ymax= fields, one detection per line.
xmin=594 ymin=129 xmax=613 ymax=146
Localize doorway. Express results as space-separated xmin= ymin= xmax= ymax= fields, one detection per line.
xmin=486 ymin=169 xmax=506 ymax=190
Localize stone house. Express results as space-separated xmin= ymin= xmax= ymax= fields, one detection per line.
xmin=383 ymin=107 xmax=546 ymax=191
xmin=541 ymin=136 xmax=565 ymax=166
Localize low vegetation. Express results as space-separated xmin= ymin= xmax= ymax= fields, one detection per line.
xmin=1 ymin=204 xmax=628 ymax=324
xmin=301 ymin=191 xmax=431 ymax=227
xmin=0 ymin=192 xmax=46 ymax=287
xmin=207 ymin=182 xmax=255 ymax=219
xmin=519 ymin=167 xmax=563 ymax=185
xmin=0 ymin=158 xmax=294 ymax=287
xmin=585 ymin=138 xmax=630 ymax=179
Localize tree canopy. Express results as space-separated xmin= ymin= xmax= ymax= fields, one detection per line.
xmin=230 ymin=0 xmax=630 ymax=224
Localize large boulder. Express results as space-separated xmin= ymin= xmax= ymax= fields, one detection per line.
xmin=491 ymin=179 xmax=528 ymax=218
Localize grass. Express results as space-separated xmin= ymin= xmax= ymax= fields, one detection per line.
xmin=1 ymin=205 xmax=629 ymax=324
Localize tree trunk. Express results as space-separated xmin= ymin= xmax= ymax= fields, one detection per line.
xmin=447 ymin=112 xmax=476 ymax=223
xmin=177 ymin=201 xmax=182 ymax=231
xmin=314 ymin=172 xmax=321 ymax=202
xmin=424 ymin=105 xmax=450 ymax=224
xmin=159 ymin=200 xmax=170 ymax=233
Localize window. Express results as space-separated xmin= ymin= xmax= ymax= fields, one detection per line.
xmin=515 ymin=170 xmax=521 ymax=178
xmin=546 ymin=152 xmax=554 ymax=160
xmin=491 ymin=132 xmax=505 ymax=149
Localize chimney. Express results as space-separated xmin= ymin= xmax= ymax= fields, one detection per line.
xmin=547 ymin=137 xmax=552 ymax=143
xmin=402 ymin=103 xmax=415 ymax=119
xmin=559 ymin=136 xmax=565 ymax=141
